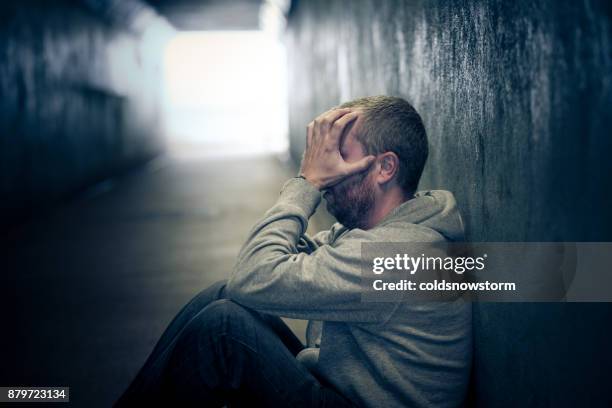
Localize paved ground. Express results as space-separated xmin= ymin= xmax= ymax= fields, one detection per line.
xmin=0 ymin=154 xmax=330 ymax=407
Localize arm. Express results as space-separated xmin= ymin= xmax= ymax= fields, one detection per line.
xmin=298 ymin=224 xmax=344 ymax=254
xmin=225 ymin=177 xmax=391 ymax=322
xmin=226 ymin=107 xmax=382 ymax=322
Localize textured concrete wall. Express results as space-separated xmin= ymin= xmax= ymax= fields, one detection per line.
xmin=286 ymin=1 xmax=612 ymax=406
xmin=0 ymin=0 xmax=167 ymax=226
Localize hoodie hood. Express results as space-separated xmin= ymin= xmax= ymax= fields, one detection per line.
xmin=377 ymin=190 xmax=465 ymax=241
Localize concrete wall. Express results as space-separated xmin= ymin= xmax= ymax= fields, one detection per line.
xmin=286 ymin=0 xmax=612 ymax=406
xmin=0 ymin=0 xmax=168 ymax=227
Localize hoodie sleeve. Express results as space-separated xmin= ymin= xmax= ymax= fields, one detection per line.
xmin=297 ymin=224 xmax=343 ymax=254
xmin=226 ymin=177 xmax=394 ymax=323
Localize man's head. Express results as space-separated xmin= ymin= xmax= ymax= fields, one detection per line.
xmin=324 ymin=95 xmax=428 ymax=229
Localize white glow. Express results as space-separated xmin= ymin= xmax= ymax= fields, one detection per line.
xmin=163 ymin=31 xmax=288 ymax=158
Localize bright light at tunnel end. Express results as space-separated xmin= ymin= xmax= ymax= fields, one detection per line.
xmin=162 ymin=30 xmax=289 ymax=159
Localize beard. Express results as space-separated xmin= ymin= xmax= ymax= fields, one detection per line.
xmin=324 ymin=170 xmax=376 ymax=230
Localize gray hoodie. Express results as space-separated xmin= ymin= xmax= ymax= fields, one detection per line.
xmin=227 ymin=177 xmax=472 ymax=408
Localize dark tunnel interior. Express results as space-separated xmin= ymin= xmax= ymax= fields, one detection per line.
xmin=0 ymin=0 xmax=611 ymax=406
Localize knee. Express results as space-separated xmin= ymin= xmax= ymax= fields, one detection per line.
xmin=193 ymin=299 xmax=256 ymax=336
xmin=186 ymin=280 xmax=228 ymax=310
xmin=200 ymin=280 xmax=228 ymax=300
xmin=204 ymin=298 xmax=243 ymax=313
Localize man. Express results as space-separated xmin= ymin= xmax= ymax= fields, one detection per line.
xmin=116 ymin=96 xmax=472 ymax=407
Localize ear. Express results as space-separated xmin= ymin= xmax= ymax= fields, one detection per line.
xmin=375 ymin=152 xmax=400 ymax=185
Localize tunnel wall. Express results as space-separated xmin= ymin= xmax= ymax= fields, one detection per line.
xmin=0 ymin=0 xmax=167 ymax=227
xmin=286 ymin=1 xmax=612 ymax=406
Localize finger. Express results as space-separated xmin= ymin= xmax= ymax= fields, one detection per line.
xmin=325 ymin=107 xmax=352 ymax=126
xmin=315 ymin=108 xmax=352 ymax=133
xmin=306 ymin=121 xmax=314 ymax=148
xmin=323 ymin=107 xmax=352 ymax=122
xmin=319 ymin=106 xmax=351 ymax=117
xmin=329 ymin=111 xmax=359 ymax=143
xmin=342 ymin=155 xmax=376 ymax=176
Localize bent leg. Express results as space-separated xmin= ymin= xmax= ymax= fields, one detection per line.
xmin=115 ymin=281 xmax=227 ymax=405
xmin=148 ymin=280 xmax=229 ymax=359
xmin=158 ymin=299 xmax=352 ymax=407
xmin=116 ymin=281 xmax=307 ymax=405
xmin=148 ymin=280 xmax=303 ymax=357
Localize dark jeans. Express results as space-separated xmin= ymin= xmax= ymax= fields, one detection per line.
xmin=115 ymin=280 xmax=354 ymax=407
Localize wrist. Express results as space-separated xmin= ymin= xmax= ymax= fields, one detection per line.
xmin=297 ymin=173 xmax=323 ymax=190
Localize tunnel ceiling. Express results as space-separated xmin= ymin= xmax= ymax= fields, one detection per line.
xmin=145 ymin=0 xmax=263 ymax=30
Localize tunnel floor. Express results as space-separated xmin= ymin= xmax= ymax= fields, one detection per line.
xmin=0 ymin=154 xmax=310 ymax=407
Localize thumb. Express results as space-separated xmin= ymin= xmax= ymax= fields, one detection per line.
xmin=344 ymin=155 xmax=376 ymax=175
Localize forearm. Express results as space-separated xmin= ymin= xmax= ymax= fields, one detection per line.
xmin=226 ymin=177 xmax=321 ymax=303
xmin=225 ymin=177 xmax=390 ymax=323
